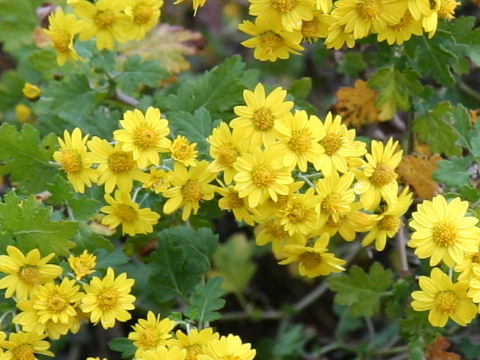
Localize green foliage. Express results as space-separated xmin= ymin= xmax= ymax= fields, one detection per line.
xmin=385 ymin=276 xmax=415 ymax=318
xmin=272 ymin=324 xmax=314 ymax=359
xmin=339 ymin=52 xmax=367 ymax=77
xmin=400 ymin=308 xmax=439 ymax=360
xmin=186 ymin=277 xmax=226 ymax=323
xmin=328 ymin=262 xmax=393 ymax=317
xmin=434 ymin=156 xmax=473 ymax=188
xmin=109 ymin=338 xmax=136 ymax=359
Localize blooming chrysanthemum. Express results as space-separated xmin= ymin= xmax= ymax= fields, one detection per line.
xmin=354 ymin=138 xmax=402 ymax=210
xmin=0 ymin=246 xmax=63 ymax=300
xmin=198 ymin=334 xmax=255 ymax=360
xmin=208 ymin=122 xmax=249 ymax=184
xmin=53 ymin=128 xmax=98 ymax=193
xmin=113 ymin=107 xmax=171 ymax=169
xmin=101 ymin=191 xmax=160 ymax=236
xmin=421 ymin=0 xmax=440 ymax=36
xmin=231 ymin=83 xmax=293 ymax=148
xmin=0 ymin=331 xmax=54 ymax=360
xmin=44 ymin=8 xmax=84 ymax=65
xmin=317 ymin=0 xmax=333 ymax=13
xmin=409 ymin=195 xmax=480 ymax=267
xmin=438 ymin=0 xmax=460 ymax=20
xmin=319 ymin=204 xmax=375 ymax=241
xmin=22 ymin=83 xmax=41 ymax=100
xmin=88 ymin=137 xmax=145 ymax=193
xmin=376 ymin=10 xmax=423 ymax=45
xmin=254 ymin=181 xmax=305 ymax=219
xmin=142 ymin=346 xmax=187 ymax=360
xmin=126 ymin=0 xmax=163 ymax=40
xmin=233 ymin=147 xmax=293 ymax=208
xmin=301 ymin=11 xmax=334 ymax=42
xmin=68 ymin=250 xmax=97 ymax=280
xmin=171 ymin=328 xmax=219 ymax=360
xmin=273 ymin=110 xmax=325 ymax=172
xmin=411 ymin=267 xmax=477 ymax=327
xmin=278 ymin=233 xmax=345 ymax=277
xmin=277 ymin=188 xmax=320 ymax=236
xmin=170 ymin=135 xmax=198 ymax=167
xmin=455 ymin=250 xmax=480 ymax=282
xmin=217 ymin=185 xmax=256 ymax=226
xmin=81 ymin=267 xmax=136 ymax=329
xmin=324 ymin=21 xmax=356 ymax=49
xmin=249 ymin=0 xmax=315 ymax=32
xmin=238 ymin=18 xmax=304 ymax=62
xmin=128 ymin=311 xmax=176 ymax=357
xmin=15 ymin=104 xmax=33 ymax=124
xmin=163 ymin=161 xmax=216 ymax=220
xmin=142 ymin=168 xmax=171 ymax=194
xmin=71 ymin=0 xmax=131 ymax=50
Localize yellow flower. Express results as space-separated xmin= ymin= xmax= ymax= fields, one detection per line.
xmin=175 ymin=0 xmax=206 ymax=15
xmin=170 ymin=328 xmax=219 ymax=360
xmin=277 ymin=188 xmax=320 ymax=236
xmin=22 ymin=83 xmax=41 ymax=100
xmin=411 ymin=267 xmax=476 ymax=327
xmin=318 ymin=204 xmax=374 ymax=241
xmin=128 ymin=311 xmax=176 ymax=357
xmin=376 ymin=10 xmax=423 ymax=45
xmin=238 ymin=18 xmax=304 ymax=62
xmin=163 ymin=161 xmax=216 ymax=220
xmin=420 ymin=0 xmax=440 ymax=36
xmin=171 ymin=135 xmax=198 ymax=167
xmin=0 ymin=246 xmax=62 ymax=300
xmin=81 ymin=267 xmax=136 ymax=329
xmin=44 ymin=8 xmax=84 ymax=66
xmin=198 ymin=334 xmax=255 ymax=360
xmin=317 ymin=0 xmax=332 ymax=13
xmin=217 ymin=185 xmax=256 ymax=226
xmin=101 ymin=191 xmax=160 ymax=236
xmin=231 ymin=83 xmax=293 ymax=149
xmin=0 ymin=331 xmax=54 ymax=360
xmin=249 ymin=0 xmax=315 ymax=32
xmin=409 ymin=195 xmax=480 ymax=267
xmin=141 ymin=346 xmax=187 ymax=360
xmin=233 ymin=147 xmax=293 ymax=208
xmin=438 ymin=0 xmax=460 ymax=20
xmin=455 ymin=250 xmax=480 ymax=283
xmin=354 ymin=138 xmax=402 ymax=210
xmin=125 ymin=0 xmax=163 ymax=40
xmin=71 ymin=0 xmax=131 ymax=50
xmin=114 ymin=107 xmax=171 ymax=169
xmin=68 ymin=250 xmax=97 ymax=280
xmin=142 ymin=168 xmax=171 ymax=193
xmin=254 ymin=218 xmax=304 ymax=248
xmin=324 ymin=21 xmax=356 ymax=49
xmin=53 ymin=128 xmax=98 ymax=193
xmin=301 ymin=11 xmax=333 ymax=42
xmin=88 ymin=137 xmax=145 ymax=193
xmin=278 ymin=233 xmax=346 ymax=277
xmin=15 ymin=104 xmax=33 ymax=124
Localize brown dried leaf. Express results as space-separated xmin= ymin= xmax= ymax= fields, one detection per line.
xmin=332 ymin=79 xmax=381 ymax=129
xmin=118 ymin=23 xmax=206 ymax=74
xmin=33 ymin=26 xmax=51 ymax=48
xmin=397 ymin=154 xmax=442 ymax=200
xmin=425 ymin=337 xmax=461 ymax=360
xmin=469 ymin=109 xmax=480 ymax=124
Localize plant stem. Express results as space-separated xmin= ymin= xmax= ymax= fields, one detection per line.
xmin=459 ymin=81 xmax=480 ymax=102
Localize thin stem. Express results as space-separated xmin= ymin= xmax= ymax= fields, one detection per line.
xmin=396 ymin=224 xmax=409 ymax=273
xmin=459 ymin=81 xmax=480 ymax=102
xmin=364 ymin=316 xmax=375 ymax=340
xmin=115 ymin=89 xmax=139 ymax=107
xmin=297 ymin=173 xmax=317 ymax=189
xmin=132 ymin=186 xmax=142 ymax=202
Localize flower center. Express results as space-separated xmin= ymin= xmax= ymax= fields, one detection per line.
xmin=182 ymin=180 xmax=204 ymax=202
xmin=287 ymin=202 xmax=307 ymax=223
xmin=299 ymin=251 xmax=321 ymax=270
xmin=434 ymin=290 xmax=459 ymax=315
xmin=134 ymin=5 xmax=153 ymax=25
xmin=370 ymin=164 xmax=395 ymax=187
xmin=172 ymin=138 xmax=197 ymax=162
xmin=432 ymin=221 xmax=457 ymax=247
xmin=226 ymin=193 xmax=244 ymax=209
xmin=139 ymin=327 xmax=158 ymax=349
xmin=217 ymin=146 xmax=238 ymax=168
xmin=94 ymin=10 xmax=115 ymax=29
xmin=301 ymin=19 xmax=319 ymax=40
xmin=252 ymin=108 xmax=275 ymax=131
xmin=108 ymin=151 xmax=135 ymax=173
xmin=134 ymin=126 xmax=159 ymax=150
xmin=186 ymin=344 xmax=202 ymax=360
xmin=472 ymin=253 xmax=480 ymax=264
xmin=378 ymin=215 xmax=400 ymax=232
xmin=51 ymin=31 xmax=71 ymax=53
xmin=272 ymin=0 xmax=296 ymax=12
xmin=98 ymin=288 xmax=119 ymax=310
xmin=72 ymin=258 xmax=94 ymax=277
xmin=61 ymin=149 xmax=83 ymax=174
xmin=288 ymin=129 xmax=312 ymax=154
xmin=12 ymin=344 xmax=35 ymax=360
xmin=357 ymin=0 xmax=382 ymax=19
xmin=321 ymin=193 xmax=347 ymax=215
xmin=260 ymin=31 xmax=284 ymax=55
xmin=19 ymin=266 xmax=41 ymax=286
xmin=116 ymin=204 xmax=138 ymax=223
xmin=251 ymin=164 xmax=275 ymax=188
xmin=48 ymin=294 xmax=67 ymax=312
xmin=265 ymin=222 xmax=288 ymax=238
xmin=321 ymin=133 xmax=343 ymax=156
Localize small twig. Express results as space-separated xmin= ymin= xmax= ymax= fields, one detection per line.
xmin=115 ymin=89 xmax=139 ymax=107
xmin=396 ymin=224 xmax=409 ymax=274
xmin=459 ymin=81 xmax=480 ymax=102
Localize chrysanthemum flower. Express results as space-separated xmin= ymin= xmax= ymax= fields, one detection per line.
xmin=15 ymin=104 xmax=33 ymax=124
xmin=142 ymin=168 xmax=171 ymax=194
xmin=455 ymin=250 xmax=480 ymax=283
xmin=409 ymin=195 xmax=480 ymax=267
xmin=421 ymin=0 xmax=440 ymax=36
xmin=238 ymin=18 xmax=304 ymax=62
xmin=170 ymin=135 xmax=198 ymax=167
xmin=0 ymin=331 xmax=54 ymax=359
xmin=101 ymin=191 xmax=160 ymax=236
xmin=170 ymin=328 xmax=219 ymax=360
xmin=114 ymin=107 xmax=171 ymax=169
xmin=278 ymin=233 xmax=346 ymax=277
xmin=277 ymin=188 xmax=320 ymax=236
xmin=198 ymin=334 xmax=255 ymax=360
xmin=70 ymin=0 xmax=131 ymax=50
xmin=317 ymin=0 xmax=333 ymax=13
xmin=233 ymin=147 xmax=293 ymax=208
xmin=254 ymin=181 xmax=304 ymax=219
xmin=81 ymin=267 xmax=136 ymax=329
xmin=44 ymin=8 xmax=84 ymax=66
xmin=324 ymin=21 xmax=356 ymax=49
xmin=163 ymin=161 xmax=216 ymax=220
xmin=0 ymin=246 xmax=63 ymax=300
xmin=376 ymin=10 xmax=423 ymax=45
xmin=53 ymin=128 xmax=98 ymax=193
xmin=301 ymin=11 xmax=334 ymax=42
xmin=217 ymin=185 xmax=256 ymax=226
xmin=68 ymin=250 xmax=97 ymax=280
xmin=88 ymin=137 xmax=146 ymax=193
xmin=438 ymin=0 xmax=460 ymax=20
xmin=128 ymin=311 xmax=176 ymax=357
xmin=231 ymin=83 xmax=293 ymax=149
xmin=249 ymin=0 xmax=315 ymax=32
xmin=22 ymin=83 xmax=41 ymax=100
xmin=411 ymin=267 xmax=477 ymax=327
xmin=141 ymin=346 xmax=187 ymax=360
xmin=319 ymin=204 xmax=375 ymax=241
xmin=125 ymin=0 xmax=163 ymax=40
xmin=354 ymin=138 xmax=402 ymax=210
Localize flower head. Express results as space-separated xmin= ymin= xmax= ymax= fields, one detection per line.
xmin=171 ymin=328 xmax=219 ymax=360
xmin=22 ymin=83 xmax=41 ymax=100
xmin=198 ymin=334 xmax=255 ymax=360
xmin=68 ymin=250 xmax=97 ymax=280
xmin=125 ymin=0 xmax=163 ymax=40
xmin=171 ymin=135 xmax=198 ymax=167
xmin=0 ymin=331 xmax=54 ymax=360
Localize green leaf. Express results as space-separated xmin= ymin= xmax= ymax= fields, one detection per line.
xmin=0 ymin=123 xmax=58 ymax=192
xmin=95 ymin=247 xmax=130 ymax=269
xmin=385 ymin=276 xmax=415 ymax=318
xmin=451 ymin=103 xmax=472 ymax=148
xmin=444 ymin=17 xmax=480 ymax=67
xmin=0 ymin=192 xmax=77 ymax=256
xmin=74 ymin=223 xmax=114 ymax=253
xmin=338 ymin=52 xmax=366 ymax=77
xmin=272 ymin=324 xmax=314 ymax=358
xmin=28 ymin=49 xmax=61 ymax=80
xmin=459 ymin=336 xmax=480 ymax=360
xmin=434 ymin=156 xmax=473 ymax=188
xmin=186 ymin=277 xmax=226 ymax=323
xmin=328 ymin=262 xmax=393 ymax=317
xmin=108 ymin=338 xmax=136 ymax=359
xmin=0 ymin=70 xmax=25 ymax=111
xmin=168 ymin=107 xmax=213 ymax=154
xmin=288 ymin=77 xmax=312 ymax=100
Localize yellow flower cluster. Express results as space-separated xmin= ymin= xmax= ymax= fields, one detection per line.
xmin=44 ymin=0 xmax=163 ymax=65
xmin=238 ymin=0 xmax=460 ymax=61
xmin=0 ymin=246 xmax=136 ymax=359
xmin=408 ymin=194 xmax=480 ymax=328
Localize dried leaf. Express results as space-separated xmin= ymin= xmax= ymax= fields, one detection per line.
xmin=332 ymin=80 xmax=381 ymax=129
xmin=32 ymin=26 xmax=51 ymax=48
xmin=469 ymin=109 xmax=480 ymax=124
xmin=397 ymin=154 xmax=442 ymax=200
xmin=118 ymin=24 xmax=206 ymax=74
xmin=425 ymin=337 xmax=460 ymax=360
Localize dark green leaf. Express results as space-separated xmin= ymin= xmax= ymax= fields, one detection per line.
xmin=168 ymin=107 xmax=213 ymax=154
xmin=434 ymin=156 xmax=473 ymax=188
xmin=117 ymin=55 xmax=169 ymax=95
xmin=108 ymin=338 xmax=136 ymax=359
xmin=186 ymin=277 xmax=226 ymax=323
xmin=288 ymin=77 xmax=312 ymax=100
xmin=338 ymin=52 xmax=366 ymax=77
